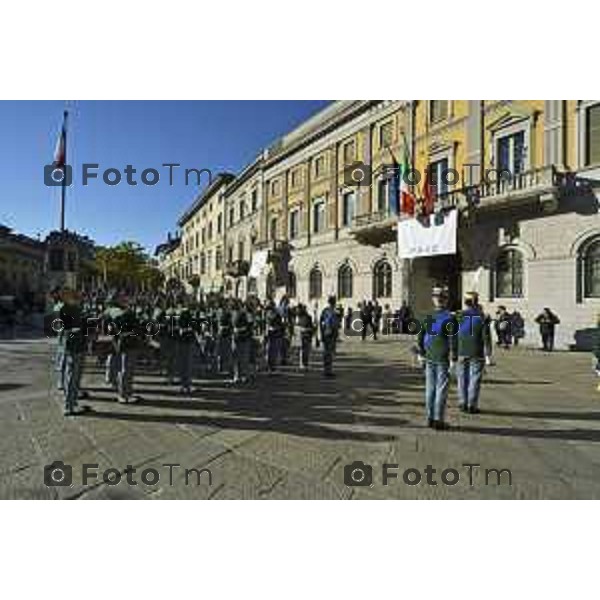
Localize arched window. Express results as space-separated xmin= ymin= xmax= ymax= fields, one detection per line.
xmin=583 ymin=238 xmax=600 ymax=298
xmin=287 ymin=271 xmax=297 ymax=298
xmin=373 ymin=259 xmax=392 ymax=298
xmin=495 ymin=249 xmax=523 ymax=298
xmin=338 ymin=263 xmax=353 ymax=299
xmin=309 ymin=266 xmax=322 ymax=299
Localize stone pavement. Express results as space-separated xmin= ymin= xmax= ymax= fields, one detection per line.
xmin=1 ymin=333 xmax=600 ymax=499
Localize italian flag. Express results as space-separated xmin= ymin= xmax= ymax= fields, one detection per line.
xmin=399 ymin=141 xmax=416 ymax=217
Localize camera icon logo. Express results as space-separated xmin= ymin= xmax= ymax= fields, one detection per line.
xmin=344 ymin=461 xmax=373 ymax=487
xmin=44 ymin=461 xmax=73 ymax=487
xmin=344 ymin=161 xmax=372 ymax=187
xmin=44 ymin=164 xmax=73 ymax=187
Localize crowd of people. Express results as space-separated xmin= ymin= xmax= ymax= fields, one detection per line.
xmin=50 ymin=289 xmax=343 ymax=416
xmin=46 ymin=285 xmax=569 ymax=430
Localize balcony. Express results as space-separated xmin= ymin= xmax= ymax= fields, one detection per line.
xmin=435 ymin=166 xmax=577 ymax=215
xmin=349 ymin=209 xmax=397 ymax=246
xmin=225 ymin=259 xmax=250 ymax=278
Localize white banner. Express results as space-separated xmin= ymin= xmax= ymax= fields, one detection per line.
xmin=397 ymin=208 xmax=457 ymax=259
xmin=248 ymin=249 xmax=269 ymax=278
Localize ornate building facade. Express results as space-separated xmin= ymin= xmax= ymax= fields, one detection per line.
xmin=158 ymin=100 xmax=600 ymax=349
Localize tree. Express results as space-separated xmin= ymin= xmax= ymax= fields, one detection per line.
xmin=93 ymin=241 xmax=163 ymax=293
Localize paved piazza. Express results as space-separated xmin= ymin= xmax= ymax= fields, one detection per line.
xmin=1 ymin=333 xmax=599 ymax=500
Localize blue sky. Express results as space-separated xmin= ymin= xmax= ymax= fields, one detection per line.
xmin=0 ymin=100 xmax=329 ymax=252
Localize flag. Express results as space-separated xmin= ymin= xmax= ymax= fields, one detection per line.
xmin=399 ymin=138 xmax=416 ymax=216
xmin=53 ymin=111 xmax=67 ymax=168
xmin=421 ymin=166 xmax=436 ymax=216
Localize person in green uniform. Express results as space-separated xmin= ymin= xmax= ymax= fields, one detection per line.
xmin=455 ymin=291 xmax=492 ymax=414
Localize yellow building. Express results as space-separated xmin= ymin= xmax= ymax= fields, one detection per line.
xmin=160 ymin=100 xmax=600 ymax=348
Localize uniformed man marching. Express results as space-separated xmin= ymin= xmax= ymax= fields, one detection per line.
xmin=57 ymin=289 xmax=89 ymax=416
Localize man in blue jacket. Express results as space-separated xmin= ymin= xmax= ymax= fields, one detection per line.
xmin=417 ymin=286 xmax=457 ymax=430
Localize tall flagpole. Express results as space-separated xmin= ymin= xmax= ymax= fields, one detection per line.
xmin=60 ymin=109 xmax=68 ymax=232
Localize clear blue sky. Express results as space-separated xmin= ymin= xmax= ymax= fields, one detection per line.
xmin=0 ymin=100 xmax=329 ymax=252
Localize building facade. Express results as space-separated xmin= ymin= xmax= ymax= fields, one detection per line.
xmin=177 ymin=173 xmax=235 ymax=296
xmin=222 ymin=155 xmax=264 ymax=299
xmin=0 ymin=225 xmax=45 ymax=302
xmin=158 ymin=100 xmax=600 ymax=349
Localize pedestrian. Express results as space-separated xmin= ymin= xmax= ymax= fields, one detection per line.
xmin=417 ymin=286 xmax=457 ymax=430
xmin=265 ymin=299 xmax=284 ymax=373
xmin=344 ymin=306 xmax=353 ymax=334
xmin=511 ymin=310 xmax=525 ymax=346
xmin=175 ymin=300 xmax=196 ymax=394
xmin=320 ymin=295 xmax=340 ymax=377
xmin=382 ymin=303 xmax=392 ymax=335
xmin=495 ymin=306 xmax=512 ymax=349
xmin=535 ymin=307 xmax=560 ymax=351
xmin=216 ymin=300 xmax=233 ymax=374
xmin=231 ymin=299 xmax=252 ymax=384
xmin=455 ymin=291 xmax=491 ymax=414
xmin=373 ymin=300 xmax=382 ymax=335
xmin=360 ymin=300 xmax=377 ymax=341
xmin=295 ymin=303 xmax=314 ymax=371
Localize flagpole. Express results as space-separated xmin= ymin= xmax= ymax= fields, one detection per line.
xmin=60 ymin=109 xmax=68 ymax=232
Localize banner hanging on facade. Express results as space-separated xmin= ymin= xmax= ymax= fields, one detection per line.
xmin=248 ymin=249 xmax=269 ymax=278
xmin=397 ymin=208 xmax=457 ymax=259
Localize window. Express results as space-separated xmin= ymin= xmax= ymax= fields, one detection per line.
xmin=271 ymin=179 xmax=280 ymax=197
xmin=289 ymin=209 xmax=300 ymax=239
xmin=495 ymin=249 xmax=523 ymax=298
xmin=207 ymin=250 xmax=212 ymax=274
xmin=583 ymin=239 xmax=600 ymax=297
xmin=429 ymin=100 xmax=448 ymax=123
xmin=290 ymin=169 xmax=301 ymax=189
xmin=313 ymin=199 xmax=326 ymax=234
xmin=309 ymin=267 xmax=322 ymax=299
xmin=251 ymin=189 xmax=258 ymax=211
xmin=202 ymin=227 xmax=206 ymax=244
xmin=342 ymin=191 xmax=356 ymax=227
xmin=215 ymin=247 xmax=223 ymax=270
xmin=270 ymin=216 xmax=278 ymax=240
xmin=227 ymin=245 xmax=234 ymax=265
xmin=343 ymin=140 xmax=356 ymax=163
xmin=373 ymin=260 xmax=392 ymax=298
xmin=314 ymin=156 xmax=325 ymax=178
xmin=49 ymin=248 xmax=64 ymax=271
xmin=237 ymin=239 xmax=245 ymax=261
xmin=200 ymin=252 xmax=206 ymax=275
xmin=497 ymin=131 xmax=525 ymax=176
xmin=229 ymin=207 xmax=235 ymax=226
xmin=429 ymin=158 xmax=450 ymax=196
xmin=240 ymin=200 xmax=246 ymax=220
xmin=208 ymin=221 xmax=213 ymax=241
xmin=586 ymin=103 xmax=600 ymax=166
xmin=217 ymin=213 xmax=223 ymax=234
xmin=379 ymin=122 xmax=393 ymax=148
xmin=338 ymin=264 xmax=353 ymax=299
xmin=287 ymin=271 xmax=297 ymax=298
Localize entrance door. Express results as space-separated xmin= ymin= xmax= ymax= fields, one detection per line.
xmin=427 ymin=252 xmax=462 ymax=311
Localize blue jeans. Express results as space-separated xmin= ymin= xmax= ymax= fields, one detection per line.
xmin=456 ymin=358 xmax=484 ymax=409
xmin=425 ymin=361 xmax=450 ymax=422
